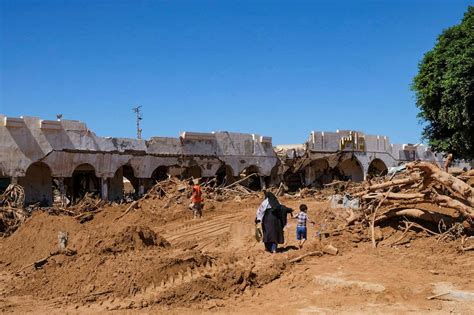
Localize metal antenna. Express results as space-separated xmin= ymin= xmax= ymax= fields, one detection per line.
xmin=132 ymin=106 xmax=143 ymax=139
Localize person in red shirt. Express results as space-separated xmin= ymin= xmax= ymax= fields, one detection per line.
xmin=189 ymin=179 xmax=203 ymax=219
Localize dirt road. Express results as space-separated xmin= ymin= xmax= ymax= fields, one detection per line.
xmin=0 ymin=196 xmax=473 ymax=314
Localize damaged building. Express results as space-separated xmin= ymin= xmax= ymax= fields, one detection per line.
xmin=0 ymin=115 xmax=461 ymax=205
xmin=275 ymin=130 xmax=449 ymax=191
xmin=0 ymin=115 xmax=276 ymax=206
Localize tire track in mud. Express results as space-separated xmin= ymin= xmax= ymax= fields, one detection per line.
xmin=94 ymin=211 xmax=254 ymax=310
xmin=101 ymin=256 xmax=249 ymax=310
xmin=162 ymin=213 xmax=246 ymax=248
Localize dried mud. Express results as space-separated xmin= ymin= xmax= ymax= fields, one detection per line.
xmin=0 ymin=195 xmax=473 ymax=314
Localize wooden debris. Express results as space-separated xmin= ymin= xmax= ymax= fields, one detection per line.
xmin=341 ymin=161 xmax=474 ymax=247
xmin=427 ymin=292 xmax=451 ymax=300
xmin=289 ymin=250 xmax=323 ymax=263
xmin=0 ymin=184 xmax=25 ymax=208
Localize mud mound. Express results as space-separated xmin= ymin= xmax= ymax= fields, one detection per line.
xmin=0 ymin=212 xmax=83 ymax=268
xmin=100 ymin=226 xmax=170 ymax=253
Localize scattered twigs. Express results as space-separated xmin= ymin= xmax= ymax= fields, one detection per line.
xmin=460 ymin=236 xmax=474 ymax=252
xmin=403 ymin=220 xmax=440 ymax=236
xmin=385 ymin=221 xmax=415 ymax=246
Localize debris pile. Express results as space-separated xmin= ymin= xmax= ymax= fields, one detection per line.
xmin=343 ymin=161 xmax=474 ymax=248
xmin=0 ymin=207 xmax=28 ymax=237
xmin=0 ymin=184 xmax=27 ymax=236
xmin=0 ymin=184 xmax=25 ymax=208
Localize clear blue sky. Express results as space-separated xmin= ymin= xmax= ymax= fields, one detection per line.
xmin=0 ymin=0 xmax=471 ymax=145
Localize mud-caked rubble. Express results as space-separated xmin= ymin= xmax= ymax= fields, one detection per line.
xmin=0 ymin=115 xmax=472 ymax=206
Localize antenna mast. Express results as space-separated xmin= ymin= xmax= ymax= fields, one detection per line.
xmin=132 ymin=105 xmax=143 ymax=139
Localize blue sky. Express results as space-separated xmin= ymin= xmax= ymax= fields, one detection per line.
xmin=0 ymin=0 xmax=471 ymax=145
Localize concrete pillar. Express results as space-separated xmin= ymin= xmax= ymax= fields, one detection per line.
xmin=101 ymin=177 xmax=108 ymax=200
xmin=56 ymin=177 xmax=66 ymax=207
xmin=138 ymin=179 xmax=145 ymax=196
xmin=304 ymin=167 xmax=315 ymax=186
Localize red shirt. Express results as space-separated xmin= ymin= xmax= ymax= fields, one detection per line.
xmin=191 ymin=185 xmax=203 ymax=203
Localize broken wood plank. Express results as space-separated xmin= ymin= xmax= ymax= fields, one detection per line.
xmin=289 ymin=251 xmax=323 ymax=263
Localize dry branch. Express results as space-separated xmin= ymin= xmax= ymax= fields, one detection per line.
xmin=371 ymin=187 xmax=393 ymax=248
xmin=375 ymin=208 xmax=453 ymax=225
xmin=289 ymin=250 xmax=323 ymax=263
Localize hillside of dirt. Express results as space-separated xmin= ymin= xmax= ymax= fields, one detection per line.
xmin=1 ymin=177 xmax=474 ymax=314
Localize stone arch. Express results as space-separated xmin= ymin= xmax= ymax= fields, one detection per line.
xmin=304 ymin=158 xmax=331 ymax=186
xmin=367 ymin=158 xmax=388 ymax=177
xmin=151 ymin=166 xmax=169 ymax=182
xmin=121 ymin=165 xmax=138 ymax=193
xmin=19 ymin=161 xmax=53 ymax=206
xmin=182 ymin=165 xmax=202 ymax=180
xmin=68 ymin=163 xmax=101 ymax=202
xmin=239 ymin=165 xmax=261 ymax=191
xmin=335 ymin=157 xmax=364 ymax=182
xmin=266 ymin=164 xmax=281 ymax=187
xmin=215 ymin=164 xmax=235 ymax=186
xmin=0 ymin=165 xmax=10 ymax=194
xmin=108 ymin=164 xmax=139 ymax=201
xmin=284 ymin=168 xmax=305 ymax=192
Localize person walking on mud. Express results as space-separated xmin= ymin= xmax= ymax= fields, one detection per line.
xmin=189 ymin=179 xmax=203 ymax=219
xmin=255 ymin=191 xmax=293 ymax=253
xmin=293 ymin=204 xmax=316 ymax=249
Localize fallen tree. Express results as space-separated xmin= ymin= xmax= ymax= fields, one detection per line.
xmin=345 ymin=161 xmax=474 ymax=247
xmin=407 ymin=161 xmax=474 ymax=208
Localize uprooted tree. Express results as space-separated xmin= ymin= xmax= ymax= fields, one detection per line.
xmin=412 ymin=6 xmax=474 ymax=159
xmin=341 ymin=161 xmax=474 ymax=248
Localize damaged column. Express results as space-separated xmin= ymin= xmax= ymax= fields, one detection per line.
xmin=101 ymin=177 xmax=108 ymax=201
xmin=55 ymin=177 xmax=67 ymax=207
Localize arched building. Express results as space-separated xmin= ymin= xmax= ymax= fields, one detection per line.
xmin=0 ymin=115 xmax=277 ymax=204
xmin=1 ymin=115 xmax=468 ymax=204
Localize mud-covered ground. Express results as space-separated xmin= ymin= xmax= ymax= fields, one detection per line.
xmin=0 ymin=194 xmax=473 ymax=314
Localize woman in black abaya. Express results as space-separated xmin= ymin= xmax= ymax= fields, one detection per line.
xmin=255 ymin=191 xmax=293 ymax=253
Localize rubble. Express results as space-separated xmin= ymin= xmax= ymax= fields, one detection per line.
xmin=0 ymin=184 xmax=25 ymax=208
xmin=336 ymin=161 xmax=474 ymax=248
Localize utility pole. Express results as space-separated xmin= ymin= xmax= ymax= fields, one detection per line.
xmin=132 ymin=106 xmax=143 ymax=139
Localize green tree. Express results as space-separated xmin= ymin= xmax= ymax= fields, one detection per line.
xmin=412 ymin=6 xmax=474 ymax=159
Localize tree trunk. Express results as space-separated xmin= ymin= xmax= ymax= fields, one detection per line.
xmin=407 ymin=161 xmax=474 ymax=207
xmin=352 ymin=174 xmax=421 ymax=197
xmin=376 ymin=208 xmax=455 ymax=225
xmin=433 ymin=195 xmax=474 ymax=219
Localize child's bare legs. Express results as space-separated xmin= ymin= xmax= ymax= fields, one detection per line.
xmin=298 ymin=238 xmax=306 ymax=249
xmin=296 ymin=226 xmax=307 ymax=249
